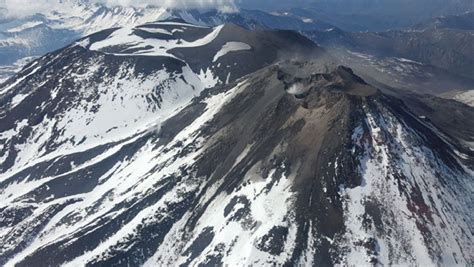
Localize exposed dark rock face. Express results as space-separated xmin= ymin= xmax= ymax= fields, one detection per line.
xmin=0 ymin=56 xmax=472 ymax=265
xmin=0 ymin=20 xmax=320 ymax=174
xmin=0 ymin=18 xmax=472 ymax=266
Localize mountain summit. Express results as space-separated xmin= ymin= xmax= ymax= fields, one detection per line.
xmin=1 ymin=43 xmax=472 ymax=265
xmin=0 ymin=15 xmax=473 ymax=267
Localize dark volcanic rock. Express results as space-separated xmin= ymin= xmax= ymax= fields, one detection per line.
xmin=0 ymin=21 xmax=472 ymax=266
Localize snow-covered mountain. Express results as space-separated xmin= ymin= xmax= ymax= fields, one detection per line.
xmin=0 ymin=19 xmax=319 ymax=173
xmin=0 ymin=18 xmax=473 ymax=265
xmin=0 ymin=1 xmax=172 ymax=82
xmin=0 ymin=1 xmax=334 ymax=83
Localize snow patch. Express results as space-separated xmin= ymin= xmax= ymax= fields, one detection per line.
xmin=90 ymin=24 xmax=225 ymax=58
xmin=213 ymin=42 xmax=252 ymax=62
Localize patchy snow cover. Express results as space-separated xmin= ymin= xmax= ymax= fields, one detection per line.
xmin=1 ymin=80 xmax=249 ymax=266
xmin=6 ymin=21 xmax=44 ymax=33
xmin=0 ymin=21 xmax=472 ymax=265
xmin=337 ymin=102 xmax=472 ymax=266
xmin=0 ymin=3 xmax=173 ymax=82
xmin=89 ymin=24 xmax=224 ymax=58
xmin=0 ymin=63 xmax=41 ymax=96
xmin=9 ymin=93 xmax=28 ymax=107
xmin=346 ymin=50 xmax=429 ymax=78
xmin=213 ymin=42 xmax=252 ymax=62
xmin=452 ymin=90 xmax=474 ymax=107
xmin=146 ymin=21 xmax=208 ymax=28
xmin=173 ymin=166 xmax=296 ymax=266
xmin=74 ymin=38 xmax=90 ymax=48
xmin=26 ymin=3 xmax=171 ymax=36
xmin=0 ymin=68 xmax=472 ymax=266
xmin=0 ymin=51 xmax=221 ymax=178
xmin=0 ymin=56 xmax=38 ymax=81
xmin=137 ymin=27 xmax=173 ymax=35
xmin=394 ymin=57 xmax=424 ymax=65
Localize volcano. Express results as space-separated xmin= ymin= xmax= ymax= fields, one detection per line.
xmin=0 ymin=20 xmax=473 ymax=266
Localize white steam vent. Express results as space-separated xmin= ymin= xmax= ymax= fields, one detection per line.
xmin=286 ymin=82 xmax=309 ymax=96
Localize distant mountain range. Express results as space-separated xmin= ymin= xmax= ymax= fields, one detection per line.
xmin=0 ymin=2 xmax=173 ymax=79
xmin=305 ymin=12 xmax=474 ymax=106
xmin=414 ymin=11 xmax=474 ymax=31
xmin=241 ymin=0 xmax=474 ymax=31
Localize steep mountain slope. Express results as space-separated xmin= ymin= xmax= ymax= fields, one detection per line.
xmin=304 ymin=19 xmax=474 ymax=106
xmin=180 ymin=9 xmax=334 ymax=31
xmin=449 ymin=90 xmax=474 ymax=107
xmin=414 ymin=11 xmax=474 ymax=31
xmin=0 ymin=1 xmax=334 ymax=83
xmin=306 ymin=27 xmax=474 ymax=80
xmin=0 ymin=44 xmax=473 ymax=266
xmin=314 ymin=47 xmax=474 ymax=96
xmin=0 ymin=1 xmax=171 ymax=82
xmin=0 ymin=19 xmax=319 ymax=175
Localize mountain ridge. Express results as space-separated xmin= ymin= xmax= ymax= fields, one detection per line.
xmin=0 ymin=14 xmax=473 ymax=267
xmin=1 ymin=54 xmax=473 ymax=265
